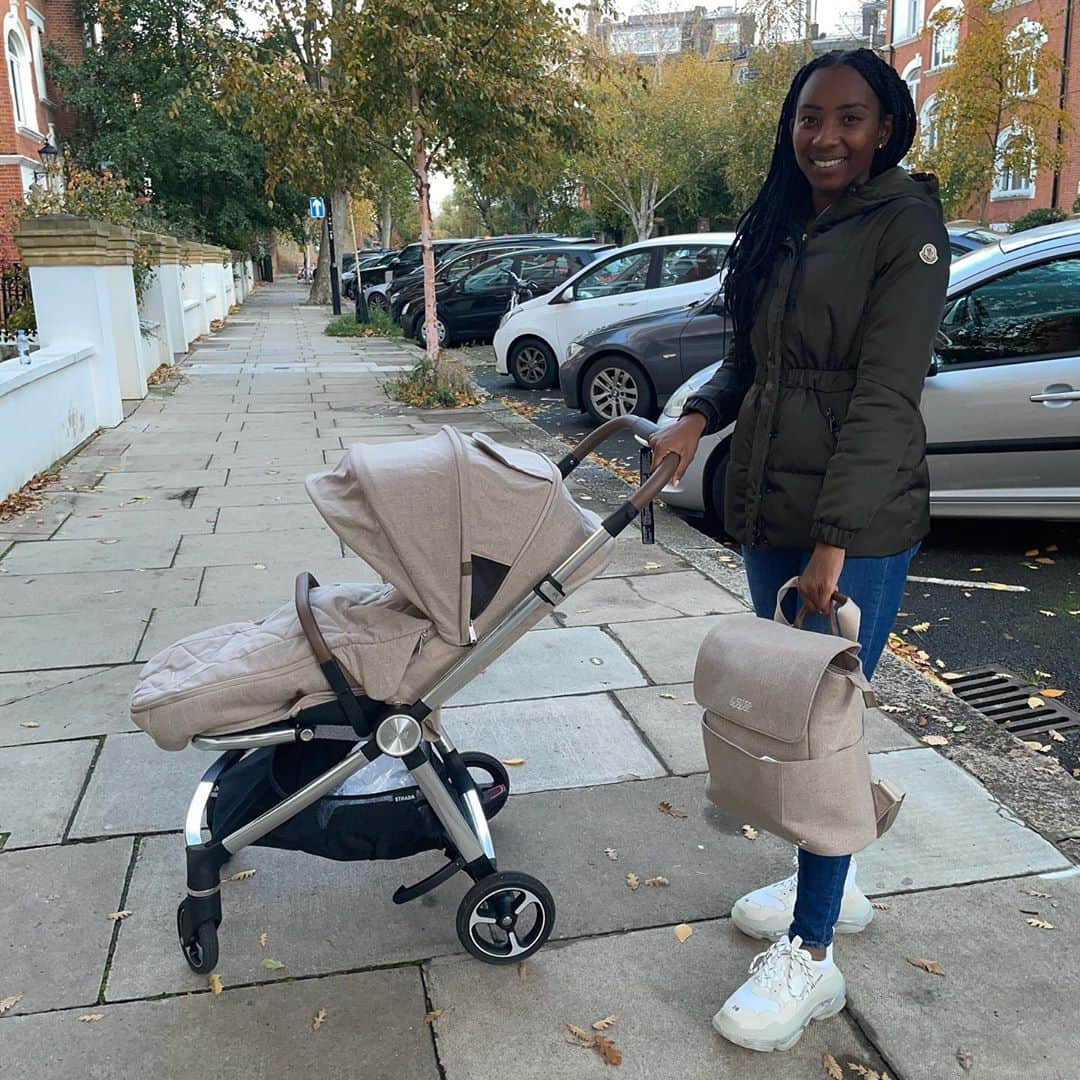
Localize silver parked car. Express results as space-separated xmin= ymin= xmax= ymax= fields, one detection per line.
xmin=657 ymin=218 xmax=1080 ymax=524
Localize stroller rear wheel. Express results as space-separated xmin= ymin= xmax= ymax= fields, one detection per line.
xmin=456 ymin=871 xmax=555 ymax=965
xmin=177 ymin=901 xmax=219 ymax=975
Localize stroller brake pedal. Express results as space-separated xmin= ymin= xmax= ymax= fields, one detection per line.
xmin=393 ymin=857 xmax=465 ymax=905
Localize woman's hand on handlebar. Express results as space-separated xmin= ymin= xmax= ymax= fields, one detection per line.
xmin=648 ymin=412 xmax=707 ymax=488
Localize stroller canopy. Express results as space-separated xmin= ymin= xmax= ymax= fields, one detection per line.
xmin=306 ymin=427 xmax=598 ymax=646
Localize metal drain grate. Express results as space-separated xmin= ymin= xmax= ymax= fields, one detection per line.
xmin=945 ymin=669 xmax=1080 ymax=738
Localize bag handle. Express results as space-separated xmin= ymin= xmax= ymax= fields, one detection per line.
xmin=773 ymin=577 xmax=861 ymax=641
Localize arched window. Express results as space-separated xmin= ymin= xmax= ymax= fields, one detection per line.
xmin=6 ymin=29 xmax=34 ymax=129
xmin=928 ymin=0 xmax=961 ymax=69
xmin=893 ymin=0 xmax=922 ymax=41
xmin=920 ymin=96 xmax=941 ymax=153
xmin=901 ymin=55 xmax=922 ymax=110
xmin=1007 ymin=19 xmax=1046 ymax=98
xmin=992 ymin=125 xmax=1035 ymax=199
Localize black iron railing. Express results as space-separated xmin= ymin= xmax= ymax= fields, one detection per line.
xmin=0 ymin=261 xmax=35 ymax=342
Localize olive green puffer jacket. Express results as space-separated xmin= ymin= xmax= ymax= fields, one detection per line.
xmin=685 ymin=168 xmax=949 ymax=557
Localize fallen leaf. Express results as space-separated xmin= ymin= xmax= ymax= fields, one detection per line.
xmin=594 ymin=1035 xmax=623 ymax=1066
xmin=1075 ymin=768 xmax=1080 ymax=779
xmin=312 ymin=1008 xmax=327 ymax=1030
xmin=1041 ymin=688 xmax=1065 ymax=698
xmin=0 ymin=994 xmax=23 ymax=1014
xmin=1026 ymin=918 xmax=1055 ymax=930
xmin=592 ymin=1014 xmax=620 ymax=1031
xmin=261 ymin=958 xmax=286 ymax=970
xmin=968 ymin=567 xmax=983 ymax=572
xmin=1046 ymin=544 xmax=1059 ymax=552
xmin=871 ymin=901 xmax=890 ymax=911
xmin=645 ymin=875 xmax=670 ymax=887
xmin=822 ymin=1052 xmax=844 ymax=1080
xmin=19 ymin=721 xmax=40 ymax=729
xmin=1022 ymin=741 xmax=1052 ymax=753
xmin=846 ymin=1066 xmax=882 ymax=1080
xmin=951 ymin=724 xmax=967 ymax=733
xmin=741 ymin=824 xmax=759 ymax=840
xmin=879 ymin=704 xmax=907 ymax=713
xmin=1039 ymin=610 xmax=1056 ymax=617
xmin=424 ymin=1009 xmax=444 ymax=1023
xmin=1024 ymin=548 xmax=1039 ymax=557
xmin=659 ymin=692 xmax=676 ymax=700
xmin=1036 ymin=557 xmax=1055 ymax=565
xmin=225 ymin=869 xmax=256 ymax=882
xmin=1022 ymin=889 xmax=1051 ymax=899
xmin=920 ymin=734 xmax=949 ymax=746
xmin=590 ymin=657 xmax=604 ymax=666
xmin=1028 ymin=697 xmax=1045 ymax=709
xmin=253 ymin=562 xmax=267 ymax=570
xmin=905 ymin=956 xmax=944 ymax=976
xmin=259 ymin=932 xmax=268 ymax=949
xmin=626 ymin=873 xmax=641 ymax=891
xmin=107 ymin=910 xmax=133 ymax=921
xmin=99 ymin=538 xmax=119 ymax=544
xmin=502 ymin=758 xmax=526 ymax=766
xmin=658 ymin=801 xmax=687 ymax=818
xmin=209 ymin=974 xmax=223 ymax=996
xmin=934 ymin=660 xmax=946 ymax=669
xmin=674 ymin=923 xmax=693 ymax=943
xmin=567 ymin=1023 xmax=592 ymax=1043
xmin=957 ymin=1047 xmax=974 ymax=1071
xmin=518 ymin=961 xmax=528 ymax=982
xmin=911 ymin=621 xmax=931 ymax=632
xmin=644 ymin=561 xmax=662 ymax=570
xmin=1049 ymin=730 xmax=1066 ymax=742
xmin=604 ymin=847 xmax=618 ymax=860
xmin=78 ymin=1013 xmax=105 ymax=1023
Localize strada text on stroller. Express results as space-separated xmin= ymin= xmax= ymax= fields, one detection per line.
xmin=130 ymin=418 xmax=676 ymax=974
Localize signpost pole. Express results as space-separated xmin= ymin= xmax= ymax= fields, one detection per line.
xmin=325 ymin=196 xmax=341 ymax=316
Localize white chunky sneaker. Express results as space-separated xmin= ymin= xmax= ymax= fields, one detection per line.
xmin=731 ymin=855 xmax=873 ymax=941
xmin=713 ymin=935 xmax=847 ymax=1052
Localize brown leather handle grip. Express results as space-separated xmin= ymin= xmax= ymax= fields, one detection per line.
xmin=295 ymin=571 xmax=332 ymax=664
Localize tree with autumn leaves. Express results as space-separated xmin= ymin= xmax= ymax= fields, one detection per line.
xmin=912 ymin=0 xmax=1071 ymax=218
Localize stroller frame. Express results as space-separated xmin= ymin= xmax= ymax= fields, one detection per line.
xmin=176 ymin=416 xmax=676 ymax=972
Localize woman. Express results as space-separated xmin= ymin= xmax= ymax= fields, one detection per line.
xmin=650 ymin=49 xmax=949 ymax=1053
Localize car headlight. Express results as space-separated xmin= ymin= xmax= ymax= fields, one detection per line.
xmin=565 ymin=340 xmax=585 ymax=366
xmin=663 ymin=365 xmax=719 ymax=418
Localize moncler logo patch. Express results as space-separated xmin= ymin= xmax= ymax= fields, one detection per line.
xmin=919 ymin=243 xmax=939 ymax=265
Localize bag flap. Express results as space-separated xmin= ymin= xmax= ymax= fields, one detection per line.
xmin=693 ymin=613 xmax=863 ymax=743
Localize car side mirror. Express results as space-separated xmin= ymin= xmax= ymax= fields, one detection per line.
xmin=556 ymin=286 xmax=574 ymax=303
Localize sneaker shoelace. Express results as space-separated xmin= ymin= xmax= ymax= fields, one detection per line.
xmin=748 ymin=937 xmax=816 ymax=1001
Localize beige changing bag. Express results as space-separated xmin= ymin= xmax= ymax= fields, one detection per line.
xmin=693 ymin=579 xmax=904 ymax=856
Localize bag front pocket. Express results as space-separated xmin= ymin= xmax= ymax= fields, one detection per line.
xmin=701 ymin=716 xmax=783 ymax=834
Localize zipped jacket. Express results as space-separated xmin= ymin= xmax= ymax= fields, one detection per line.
xmin=685 ymin=168 xmax=950 ymax=556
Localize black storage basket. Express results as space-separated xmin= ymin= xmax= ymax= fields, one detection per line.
xmin=210 ymin=741 xmax=448 ymax=863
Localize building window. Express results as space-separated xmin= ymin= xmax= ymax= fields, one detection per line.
xmin=1007 ymin=19 xmax=1046 ymax=97
xmin=26 ymin=6 xmax=46 ymax=101
xmin=991 ymin=126 xmax=1036 ymax=199
xmin=928 ymin=1 xmax=961 ymax=68
xmin=901 ymin=57 xmax=922 ymax=110
xmin=6 ymin=29 xmax=35 ymax=130
xmin=920 ymin=96 xmax=941 ymax=153
xmin=893 ymin=0 xmax=922 ymax=40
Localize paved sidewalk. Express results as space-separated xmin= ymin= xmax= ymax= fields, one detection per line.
xmin=1 ymin=282 xmax=1076 ymax=1080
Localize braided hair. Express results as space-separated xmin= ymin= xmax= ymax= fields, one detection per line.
xmin=722 ymin=48 xmax=917 ymax=368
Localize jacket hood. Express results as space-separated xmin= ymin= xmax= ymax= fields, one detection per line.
xmin=816 ymin=168 xmax=942 ymax=229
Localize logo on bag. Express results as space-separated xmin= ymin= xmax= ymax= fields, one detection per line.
xmin=729 ymin=696 xmax=753 ymax=713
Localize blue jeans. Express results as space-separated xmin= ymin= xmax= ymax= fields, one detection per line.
xmin=742 ymin=543 xmax=919 ymax=949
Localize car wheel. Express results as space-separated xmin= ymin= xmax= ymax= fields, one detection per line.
xmin=419 ymin=317 xmax=453 ymax=348
xmin=509 ymin=339 xmax=558 ymax=389
xmin=367 ymin=292 xmax=389 ymax=312
xmin=704 ymin=446 xmax=730 ymax=535
xmin=581 ymin=356 xmax=656 ymax=424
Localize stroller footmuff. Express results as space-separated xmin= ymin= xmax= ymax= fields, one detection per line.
xmin=136 ymin=421 xmax=677 ymax=974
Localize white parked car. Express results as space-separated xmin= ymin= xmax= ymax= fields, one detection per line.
xmin=657 ymin=219 xmax=1080 ymax=524
xmin=493 ymin=233 xmax=735 ymax=389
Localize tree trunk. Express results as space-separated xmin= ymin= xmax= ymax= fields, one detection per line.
xmin=412 ymin=80 xmax=440 ymax=371
xmin=380 ymin=192 xmax=393 ymax=248
xmin=309 ymin=216 xmax=331 ymax=304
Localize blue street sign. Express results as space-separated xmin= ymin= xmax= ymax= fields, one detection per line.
xmin=309 ymin=197 xmax=326 ymax=219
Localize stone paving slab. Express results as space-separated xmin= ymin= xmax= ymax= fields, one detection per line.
xmin=597 ymin=539 xmax=690 ymax=579
xmin=95 ymin=469 xmax=228 ymax=491
xmin=613 ymin=685 xmax=922 ymax=774
xmin=0 ymin=839 xmax=131 ymax=1014
xmin=209 ymin=450 xmax=330 ymax=469
xmin=106 ymin=775 xmax=792 ymax=1000
xmin=108 ymin=453 xmax=215 ymax=471
xmin=844 ymin=870 xmax=1080 ymax=1080
xmin=0 ymin=666 xmax=139 ymax=745
xmin=0 ymin=969 xmax=438 ymax=1080
xmin=70 ymin=733 xmax=221 ymax=838
xmin=609 ymin=616 xmax=736 ymax=684
xmin=224 ymin=464 xmax=328 ymax=486
xmin=447 ymin=627 xmax=647 ymax=707
xmin=173 ymin=529 xmax=343 ymax=568
xmin=0 ymin=537 xmax=179 ymax=575
xmin=0 ymin=610 xmax=149 ymax=670
xmin=860 ymin=748 xmax=1070 ymax=891
xmin=214 ymin=504 xmax=328 ymax=533
xmin=426 ymin=919 xmax=890 ymax=1080
xmin=190 ymin=483 xmax=311 ymax=508
xmin=197 ymin=558 xmax=380 ymax=606
xmin=0 ymin=567 xmax=201 ymax=616
xmin=0 ymin=739 xmax=97 ymax=847
xmin=558 ymin=571 xmax=744 ymax=627
xmin=51 ymin=508 xmax=216 ymax=541
xmin=137 ymin=602 xmax=274 ymax=658
xmin=442 ymin=694 xmax=666 ymax=793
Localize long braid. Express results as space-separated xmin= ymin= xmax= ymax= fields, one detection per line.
xmin=722 ymin=48 xmax=918 ymax=369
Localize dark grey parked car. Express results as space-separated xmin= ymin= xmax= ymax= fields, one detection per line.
xmin=560 ymin=293 xmax=731 ymax=424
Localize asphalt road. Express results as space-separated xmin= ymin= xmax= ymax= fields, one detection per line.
xmin=474 ymin=348 xmax=1078 ymax=733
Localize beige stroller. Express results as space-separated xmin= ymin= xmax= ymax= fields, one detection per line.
xmin=130 ymin=418 xmax=675 ymax=974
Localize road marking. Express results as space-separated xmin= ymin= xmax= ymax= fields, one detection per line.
xmin=908 ymin=575 xmax=1029 ymax=593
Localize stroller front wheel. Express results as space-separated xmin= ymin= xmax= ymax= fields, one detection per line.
xmin=177 ymin=901 xmax=220 ymax=974
xmin=456 ymin=871 xmax=555 ymax=965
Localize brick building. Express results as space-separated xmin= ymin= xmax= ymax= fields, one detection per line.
xmin=886 ymin=0 xmax=1079 ymax=225
xmin=0 ymin=0 xmax=83 ymax=259
xmin=589 ymin=6 xmax=755 ymax=62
